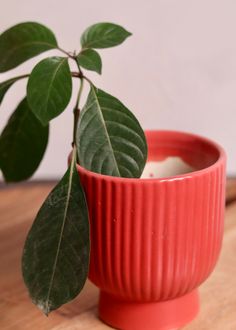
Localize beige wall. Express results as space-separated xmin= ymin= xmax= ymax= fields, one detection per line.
xmin=0 ymin=0 xmax=235 ymax=178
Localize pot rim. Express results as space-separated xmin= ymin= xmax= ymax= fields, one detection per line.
xmin=76 ymin=129 xmax=226 ymax=183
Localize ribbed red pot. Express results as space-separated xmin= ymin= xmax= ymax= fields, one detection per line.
xmin=77 ymin=130 xmax=226 ymax=330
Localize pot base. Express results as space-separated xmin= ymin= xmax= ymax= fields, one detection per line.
xmin=99 ymin=290 xmax=199 ymax=330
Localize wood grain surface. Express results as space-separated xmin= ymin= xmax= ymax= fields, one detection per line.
xmin=0 ymin=180 xmax=235 ymax=330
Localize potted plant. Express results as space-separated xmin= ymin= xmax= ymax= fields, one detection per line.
xmin=0 ymin=22 xmax=226 ymax=330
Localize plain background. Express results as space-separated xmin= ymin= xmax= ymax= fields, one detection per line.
xmin=0 ymin=0 xmax=235 ymax=178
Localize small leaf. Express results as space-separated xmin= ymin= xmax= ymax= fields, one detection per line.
xmin=80 ymin=22 xmax=132 ymax=49
xmin=76 ymin=86 xmax=147 ymax=178
xmin=0 ymin=22 xmax=58 ymax=72
xmin=27 ymin=57 xmax=72 ymax=125
xmin=77 ymin=49 xmax=102 ymax=74
xmin=0 ymin=97 xmax=49 ymax=182
xmin=0 ymin=75 xmax=28 ymax=105
xmin=22 ymin=147 xmax=90 ymax=315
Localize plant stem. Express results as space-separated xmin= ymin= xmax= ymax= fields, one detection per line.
xmin=71 ymin=72 xmax=93 ymax=86
xmin=56 ymin=47 xmax=86 ymax=146
xmin=16 ymin=73 xmax=30 ymax=80
xmin=4 ymin=73 xmax=30 ymax=81
xmin=76 ymin=77 xmax=84 ymax=109
xmin=71 ymin=56 xmax=94 ymax=151
xmin=71 ymin=71 xmax=80 ymax=78
xmin=83 ymin=75 xmax=94 ymax=87
xmin=73 ymin=77 xmax=84 ymax=146
xmin=57 ymin=47 xmax=76 ymax=59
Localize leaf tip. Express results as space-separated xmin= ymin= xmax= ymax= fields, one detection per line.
xmin=35 ymin=299 xmax=51 ymax=316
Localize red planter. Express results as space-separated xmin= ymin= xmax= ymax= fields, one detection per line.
xmin=77 ymin=130 xmax=226 ymax=330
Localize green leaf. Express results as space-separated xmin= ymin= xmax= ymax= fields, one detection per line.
xmin=0 ymin=75 xmax=28 ymax=105
xmin=27 ymin=57 xmax=72 ymax=125
xmin=77 ymin=49 xmax=102 ymax=74
xmin=76 ymin=86 xmax=147 ymax=178
xmin=0 ymin=97 xmax=49 ymax=182
xmin=80 ymin=22 xmax=132 ymax=49
xmin=22 ymin=147 xmax=90 ymax=315
xmin=0 ymin=22 xmax=58 ymax=72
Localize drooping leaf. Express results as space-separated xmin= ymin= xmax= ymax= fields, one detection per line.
xmin=0 ymin=22 xmax=58 ymax=72
xmin=77 ymin=49 xmax=102 ymax=74
xmin=0 ymin=97 xmax=49 ymax=182
xmin=0 ymin=75 xmax=28 ymax=105
xmin=80 ymin=22 xmax=132 ymax=49
xmin=22 ymin=147 xmax=90 ymax=315
xmin=27 ymin=57 xmax=72 ymax=125
xmin=76 ymin=86 xmax=147 ymax=178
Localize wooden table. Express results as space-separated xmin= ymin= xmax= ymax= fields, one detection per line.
xmin=0 ymin=180 xmax=236 ymax=330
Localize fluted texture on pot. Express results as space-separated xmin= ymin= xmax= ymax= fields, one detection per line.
xmin=78 ymin=130 xmax=226 ymax=303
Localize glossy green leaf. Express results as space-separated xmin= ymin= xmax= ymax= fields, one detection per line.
xmin=80 ymin=22 xmax=132 ymax=49
xmin=0 ymin=97 xmax=49 ymax=182
xmin=0 ymin=75 xmax=28 ymax=105
xmin=22 ymin=147 xmax=90 ymax=315
xmin=76 ymin=86 xmax=147 ymax=178
xmin=27 ymin=57 xmax=72 ymax=125
xmin=0 ymin=22 xmax=58 ymax=72
xmin=77 ymin=49 xmax=102 ymax=74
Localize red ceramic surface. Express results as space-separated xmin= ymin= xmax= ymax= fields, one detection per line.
xmin=77 ymin=130 xmax=226 ymax=330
